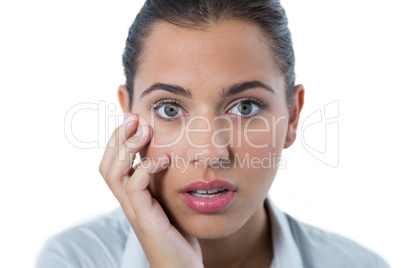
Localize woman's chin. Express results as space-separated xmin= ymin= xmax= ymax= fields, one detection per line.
xmin=173 ymin=215 xmax=241 ymax=240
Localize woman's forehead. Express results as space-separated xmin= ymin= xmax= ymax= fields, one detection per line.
xmin=133 ymin=20 xmax=284 ymax=99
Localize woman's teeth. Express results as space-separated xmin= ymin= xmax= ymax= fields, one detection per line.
xmin=189 ymin=188 xmax=227 ymax=198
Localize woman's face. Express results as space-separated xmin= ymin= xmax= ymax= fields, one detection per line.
xmin=124 ymin=20 xmax=300 ymax=239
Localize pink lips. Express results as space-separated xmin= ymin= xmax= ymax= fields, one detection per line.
xmin=181 ymin=180 xmax=237 ymax=213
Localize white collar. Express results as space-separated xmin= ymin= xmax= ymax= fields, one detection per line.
xmin=120 ymin=195 xmax=303 ymax=268
xmin=266 ymin=195 xmax=303 ymax=268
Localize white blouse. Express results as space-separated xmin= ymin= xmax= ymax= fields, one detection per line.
xmin=35 ymin=195 xmax=389 ymax=268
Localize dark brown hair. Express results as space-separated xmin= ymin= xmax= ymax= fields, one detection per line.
xmin=123 ymin=0 xmax=295 ymax=110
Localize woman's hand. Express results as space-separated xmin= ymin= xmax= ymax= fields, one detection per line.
xmin=99 ymin=113 xmax=203 ymax=268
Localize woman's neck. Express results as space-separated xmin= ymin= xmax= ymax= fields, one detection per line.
xmin=198 ymin=203 xmax=273 ymax=268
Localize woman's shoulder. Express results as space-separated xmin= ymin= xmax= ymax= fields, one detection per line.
xmin=285 ymin=213 xmax=389 ymax=268
xmin=35 ymin=207 xmax=130 ymax=268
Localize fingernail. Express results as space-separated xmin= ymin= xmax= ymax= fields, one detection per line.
xmin=156 ymin=154 xmax=167 ymax=161
xmin=134 ymin=124 xmax=143 ymax=136
xmin=122 ymin=114 xmax=134 ymax=125
xmin=152 ymin=154 xmax=169 ymax=173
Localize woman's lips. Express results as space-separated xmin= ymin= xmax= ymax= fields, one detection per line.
xmin=181 ymin=179 xmax=237 ymax=193
xmin=181 ymin=180 xmax=237 ymax=213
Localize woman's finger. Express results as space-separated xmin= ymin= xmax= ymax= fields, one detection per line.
xmin=104 ymin=123 xmax=152 ymax=196
xmin=99 ymin=114 xmax=140 ymax=177
xmin=126 ymin=154 xmax=170 ymax=219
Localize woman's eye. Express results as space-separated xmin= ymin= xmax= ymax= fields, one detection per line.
xmin=228 ymin=101 xmax=261 ymax=116
xmin=156 ymin=104 xmax=183 ymax=119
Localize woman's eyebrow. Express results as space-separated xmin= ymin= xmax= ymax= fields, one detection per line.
xmin=221 ymin=81 xmax=275 ymax=98
xmin=139 ymin=80 xmax=275 ymax=100
xmin=140 ymin=83 xmax=192 ymax=99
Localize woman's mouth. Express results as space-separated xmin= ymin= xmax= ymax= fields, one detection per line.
xmin=181 ymin=180 xmax=237 ymax=213
xmin=188 ymin=188 xmax=228 ymax=198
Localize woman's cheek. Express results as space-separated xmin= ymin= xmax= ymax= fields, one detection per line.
xmin=233 ymin=124 xmax=286 ymax=170
xmin=140 ymin=126 xmax=186 ymax=161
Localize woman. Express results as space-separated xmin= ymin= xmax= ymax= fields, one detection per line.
xmin=36 ymin=0 xmax=389 ymax=267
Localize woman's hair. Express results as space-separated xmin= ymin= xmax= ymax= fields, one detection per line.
xmin=123 ymin=0 xmax=295 ymax=111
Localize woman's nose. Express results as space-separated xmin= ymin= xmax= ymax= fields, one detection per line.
xmin=184 ymin=115 xmax=231 ymax=167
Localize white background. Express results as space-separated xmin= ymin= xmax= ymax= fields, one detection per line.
xmin=1 ymin=0 xmax=401 ymax=267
